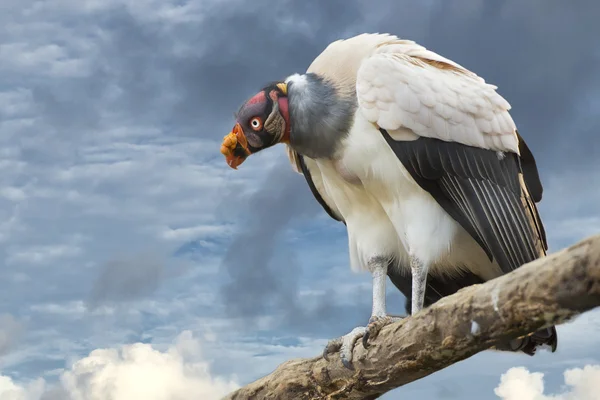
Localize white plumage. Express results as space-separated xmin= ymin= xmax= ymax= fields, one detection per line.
xmin=305 ymin=155 xmax=401 ymax=273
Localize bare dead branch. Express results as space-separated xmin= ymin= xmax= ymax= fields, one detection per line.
xmin=223 ymin=234 xmax=600 ymax=400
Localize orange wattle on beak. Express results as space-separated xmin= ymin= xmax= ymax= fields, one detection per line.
xmin=220 ymin=123 xmax=251 ymax=169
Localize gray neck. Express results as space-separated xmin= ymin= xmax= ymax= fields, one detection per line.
xmin=286 ymin=73 xmax=356 ymax=159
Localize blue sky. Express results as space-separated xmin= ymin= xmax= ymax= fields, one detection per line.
xmin=0 ymin=0 xmax=599 ymax=399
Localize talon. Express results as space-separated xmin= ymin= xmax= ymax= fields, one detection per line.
xmin=323 ymin=326 xmax=367 ymax=369
xmin=362 ymin=331 xmax=371 ymax=349
xmin=362 ymin=315 xmax=405 ymax=350
xmin=341 ymin=355 xmax=354 ymax=370
xmin=362 ymin=316 xmax=378 ymax=349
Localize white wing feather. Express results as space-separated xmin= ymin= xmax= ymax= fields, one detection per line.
xmin=356 ymin=44 xmax=519 ymax=153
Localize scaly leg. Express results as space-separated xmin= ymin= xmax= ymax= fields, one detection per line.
xmin=323 ymin=258 xmax=403 ymax=369
xmin=410 ymin=255 xmax=428 ymax=315
xmin=362 ymin=259 xmax=404 ymax=348
xmin=370 ymin=257 xmax=388 ymax=317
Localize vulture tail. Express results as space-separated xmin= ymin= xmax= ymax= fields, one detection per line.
xmin=387 ymin=264 xmax=558 ymax=356
xmin=496 ymin=326 xmax=558 ymax=356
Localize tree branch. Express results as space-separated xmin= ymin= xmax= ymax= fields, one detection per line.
xmin=224 ymin=234 xmax=600 ymax=400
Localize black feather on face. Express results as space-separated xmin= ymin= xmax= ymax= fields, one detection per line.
xmin=221 ymin=82 xmax=289 ymax=168
xmin=221 ymin=82 xmax=290 ymax=169
xmin=234 ymin=92 xmax=275 ymax=153
xmin=235 ymin=82 xmax=289 ymax=153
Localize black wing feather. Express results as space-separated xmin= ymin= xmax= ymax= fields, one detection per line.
xmin=297 ymin=154 xmax=344 ymax=223
xmin=517 ymin=131 xmax=543 ymax=202
xmin=380 ymin=129 xmax=546 ymax=274
xmin=516 ymin=131 xmax=548 ymax=249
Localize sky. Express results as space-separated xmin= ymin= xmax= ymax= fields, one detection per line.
xmin=0 ymin=0 xmax=599 ymax=399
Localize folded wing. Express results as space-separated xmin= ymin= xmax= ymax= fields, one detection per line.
xmin=356 ymin=45 xmax=547 ymax=273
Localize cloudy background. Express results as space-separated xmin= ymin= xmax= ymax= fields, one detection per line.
xmin=0 ymin=0 xmax=599 ymax=399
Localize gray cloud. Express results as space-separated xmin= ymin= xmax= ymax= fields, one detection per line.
xmin=0 ymin=313 xmax=24 ymax=356
xmin=87 ymin=252 xmax=166 ymax=308
xmin=168 ymin=0 xmax=365 ymax=129
xmin=218 ymin=165 xmax=334 ymax=328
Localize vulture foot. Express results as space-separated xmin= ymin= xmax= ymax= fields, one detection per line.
xmin=362 ymin=314 xmax=404 ymax=349
xmin=322 ymin=326 xmax=367 ymax=369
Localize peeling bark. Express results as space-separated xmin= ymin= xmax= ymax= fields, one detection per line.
xmin=223 ymin=234 xmax=600 ymax=400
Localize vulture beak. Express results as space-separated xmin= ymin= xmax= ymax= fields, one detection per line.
xmin=220 ymin=123 xmax=251 ymax=169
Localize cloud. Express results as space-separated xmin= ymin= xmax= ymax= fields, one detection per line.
xmin=0 ymin=331 xmax=238 ymax=400
xmin=0 ymin=314 xmax=24 ymax=356
xmin=87 ymin=252 xmax=166 ymax=308
xmin=534 ymin=162 xmax=600 ymax=251
xmin=494 ymin=365 xmax=600 ymax=400
xmin=0 ymin=375 xmax=45 ymax=400
xmin=219 ymin=164 xmax=329 ymax=323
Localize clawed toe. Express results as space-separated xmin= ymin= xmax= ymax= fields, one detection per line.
xmin=322 ymin=326 xmax=367 ymax=369
xmin=363 ymin=315 xmax=404 ymax=349
xmin=323 ymin=316 xmax=404 ymax=369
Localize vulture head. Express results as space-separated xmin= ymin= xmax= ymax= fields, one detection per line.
xmin=221 ymin=73 xmax=356 ymax=168
xmin=221 ymin=82 xmax=290 ymax=169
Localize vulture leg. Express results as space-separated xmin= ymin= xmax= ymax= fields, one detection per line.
xmin=362 ymin=259 xmax=403 ymax=348
xmin=323 ymin=257 xmax=403 ymax=369
xmin=410 ymin=255 xmax=428 ymax=314
xmin=370 ymin=257 xmax=388 ymax=317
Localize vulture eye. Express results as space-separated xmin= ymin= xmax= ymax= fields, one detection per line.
xmin=250 ymin=117 xmax=263 ymax=131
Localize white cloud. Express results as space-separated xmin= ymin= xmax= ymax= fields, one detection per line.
xmin=159 ymin=223 xmax=234 ymax=242
xmin=494 ymin=365 xmax=600 ymax=400
xmin=0 ymin=376 xmax=45 ymax=400
xmin=0 ymin=331 xmax=238 ymax=400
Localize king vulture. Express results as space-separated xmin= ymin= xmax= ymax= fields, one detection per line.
xmin=221 ymin=33 xmax=557 ymax=367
